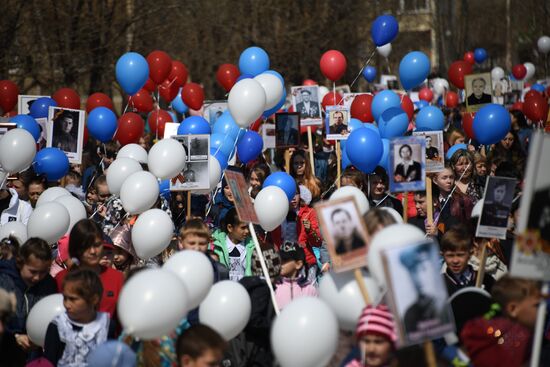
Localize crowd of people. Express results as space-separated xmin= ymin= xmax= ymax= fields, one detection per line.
xmin=0 ymin=91 xmax=548 ymax=367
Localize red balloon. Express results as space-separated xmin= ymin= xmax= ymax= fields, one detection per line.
xmin=462 ymin=112 xmax=476 ymax=140
xmin=147 ymin=109 xmax=173 ymax=137
xmin=320 ymin=50 xmax=347 ymax=81
xmin=5 ymin=110 xmax=16 ymax=117
xmin=147 ymin=50 xmax=172 ymax=85
xmin=512 ymin=64 xmax=527 ymax=80
xmin=511 ymin=101 xmax=523 ymax=112
xmin=0 ymin=80 xmax=19 ymax=113
xmin=52 ymin=88 xmax=80 ymax=109
xmin=249 ymin=117 xmax=263 ymax=132
xmin=159 ymin=79 xmax=179 ymax=103
xmin=445 ymin=91 xmax=459 ymax=108
xmin=144 ymin=78 xmax=156 ymax=92
xmin=216 ymin=64 xmax=240 ymax=92
xmin=321 ymin=91 xmax=344 ymax=111
xmin=463 ymin=51 xmax=475 ymax=65
xmin=83 ymin=126 xmax=89 ymax=146
xmin=129 ymin=89 xmax=153 ymax=113
xmin=448 ymin=60 xmax=473 ymax=89
xmin=303 ymin=79 xmax=317 ymax=86
xmin=400 ymin=94 xmax=414 ymax=121
xmin=523 ymin=93 xmax=549 ymax=122
xmin=86 ymin=93 xmax=113 ymax=113
xmin=350 ymin=94 xmax=374 ymax=122
xmin=181 ymin=83 xmax=204 ymax=110
xmin=116 ymin=112 xmax=145 ymax=146
xmin=524 ymin=90 xmax=540 ymax=101
xmin=418 ymin=88 xmax=433 ymax=102
xmin=169 ymin=61 xmax=188 ymax=88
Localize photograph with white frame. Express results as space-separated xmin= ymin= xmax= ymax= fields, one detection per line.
xmin=465 ymin=73 xmax=493 ymax=112
xmin=202 ymin=100 xmax=228 ymax=127
xmin=46 ymin=107 xmax=85 ymax=164
xmin=476 ymin=176 xmax=517 ymax=239
xmin=291 ymin=85 xmax=322 ymax=126
xmin=389 ymin=136 xmax=426 ymax=193
xmin=325 ymin=105 xmax=350 ymax=141
xmin=18 ymin=95 xmax=49 ymax=115
xmin=170 ymin=134 xmax=210 ymax=191
xmin=413 ymin=130 xmax=444 ymax=173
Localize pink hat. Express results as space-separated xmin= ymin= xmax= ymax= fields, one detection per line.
xmin=356 ymin=304 xmax=397 ymax=345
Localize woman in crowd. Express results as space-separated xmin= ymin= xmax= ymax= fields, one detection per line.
xmin=290 ymin=150 xmax=322 ymax=202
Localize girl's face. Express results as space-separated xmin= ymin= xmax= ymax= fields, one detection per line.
xmin=293 ymin=157 xmax=306 ymax=176
xmin=359 ymin=334 xmax=393 ymax=367
xmin=475 ymin=161 xmax=487 ymax=176
xmin=400 ymin=147 xmax=412 ymax=160
xmin=453 ymin=136 xmax=466 ymax=145
xmin=99 ymin=248 xmax=113 ymax=268
xmin=290 ymin=193 xmax=300 ymax=210
xmin=280 ymin=259 xmax=301 ymax=278
xmin=454 ymin=156 xmax=472 ymax=179
xmin=249 ymin=172 xmax=261 ymax=190
xmin=434 ymin=168 xmax=455 ymax=193
xmin=86 ymin=189 xmax=98 ymax=205
xmin=223 ymin=185 xmax=234 ymax=202
xmin=178 ymin=234 xmax=209 ymax=253
xmin=113 ymin=247 xmax=131 ymax=267
xmin=81 ymin=236 xmax=104 ymax=268
xmin=501 ymin=132 xmax=514 ymax=150
xmin=63 ymin=281 xmax=98 ymax=323
xmin=227 ymin=222 xmax=249 ymax=243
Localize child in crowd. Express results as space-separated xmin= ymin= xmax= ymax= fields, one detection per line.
xmin=275 ymin=242 xmax=317 ymax=310
xmin=44 ymin=269 xmax=114 ymax=366
xmin=440 ymin=225 xmax=495 ymax=295
xmin=110 ymin=224 xmax=136 ymax=277
xmin=248 ymin=163 xmax=270 ymax=199
xmin=176 ymin=324 xmax=227 ymax=367
xmin=64 ymin=170 xmax=85 ymax=201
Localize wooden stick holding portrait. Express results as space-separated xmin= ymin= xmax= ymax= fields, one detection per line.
xmin=336 ymin=141 xmax=341 ymax=189
xmin=307 ymin=126 xmax=315 ymax=176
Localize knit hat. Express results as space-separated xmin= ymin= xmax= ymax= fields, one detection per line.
xmin=355 ymin=304 xmax=397 ymax=345
xmin=251 ymin=248 xmax=282 ymax=278
xmin=299 ymin=185 xmax=312 ymax=205
xmin=279 ymin=241 xmax=306 ymax=263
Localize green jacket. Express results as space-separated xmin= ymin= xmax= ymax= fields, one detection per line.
xmin=211 ymin=230 xmax=255 ymax=277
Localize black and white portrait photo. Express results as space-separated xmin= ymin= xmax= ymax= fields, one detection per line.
xmin=413 ymin=131 xmax=444 ymax=173
xmin=275 ymin=112 xmax=300 ymax=148
xmin=325 ymin=106 xmax=350 ymax=141
xmin=46 ymin=107 xmax=85 ymax=164
xmin=477 ymin=176 xmax=517 ymax=239
xmin=170 ymin=134 xmax=210 ymax=191
xmin=315 ymin=196 xmax=369 ymax=273
xmin=291 ymin=86 xmax=322 ymax=126
xmin=382 ymin=241 xmax=454 ymax=346
xmin=465 ymin=73 xmax=493 ymax=112
xmin=389 ymin=136 xmax=426 ymax=193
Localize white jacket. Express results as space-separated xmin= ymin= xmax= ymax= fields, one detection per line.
xmin=0 ymin=188 xmax=33 ymax=225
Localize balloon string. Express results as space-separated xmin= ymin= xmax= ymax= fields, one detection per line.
xmin=123 ymin=99 xmax=130 ymax=115
xmin=155 ymin=88 xmax=160 ymax=141
xmin=88 ymin=195 xmax=117 ymax=219
xmin=349 ymin=49 xmax=377 ymax=90
xmin=110 ymin=212 xmax=129 ymax=233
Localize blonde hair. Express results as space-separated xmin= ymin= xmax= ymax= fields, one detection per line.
xmin=178 ymin=218 xmax=211 ymax=241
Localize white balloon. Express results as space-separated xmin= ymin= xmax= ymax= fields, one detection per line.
xmin=432 ymin=78 xmax=449 ymax=96
xmin=0 ymin=221 xmax=28 ymax=243
xmin=271 ymin=297 xmax=339 ymax=367
xmin=228 ymin=79 xmax=267 ymax=128
xmin=491 ymin=67 xmax=505 ymax=82
xmin=199 ymin=280 xmax=251 ymax=340
xmin=118 ymin=269 xmax=188 ymax=340
xmin=538 ymin=35 xmax=550 ymax=54
xmin=132 ymin=209 xmax=174 ymax=259
xmin=36 ymin=187 xmax=71 ymax=207
xmin=254 ymin=73 xmax=283 ymax=110
xmin=318 ymin=86 xmax=330 ymax=101
xmin=27 ymin=202 xmax=70 ymax=244
xmin=148 ymin=139 xmax=187 ymax=180
xmin=26 ymin=294 xmax=65 ymax=347
xmin=106 ymin=157 xmax=143 ymax=195
xmin=164 ymin=250 xmax=214 ymax=309
xmin=117 ymin=143 xmax=148 ymax=164
xmin=377 ymin=43 xmax=392 ymax=58
xmin=254 ymin=186 xmax=289 ymax=231
xmin=524 ymin=62 xmax=536 ymax=81
xmin=55 ymin=195 xmax=87 ymax=234
xmin=319 ymin=270 xmax=381 ymax=331
xmin=380 ymin=207 xmax=404 ymax=223
xmin=330 ymin=186 xmax=369 ymax=214
xmin=208 ymin=155 xmax=222 ymax=191
xmin=0 ymin=129 xmax=36 ymax=173
xmin=119 ymin=171 xmax=159 ymax=214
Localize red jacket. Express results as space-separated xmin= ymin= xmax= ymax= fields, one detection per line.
xmin=297 ymin=206 xmax=323 ymax=265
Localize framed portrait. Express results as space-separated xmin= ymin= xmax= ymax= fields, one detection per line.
xmin=202 ymin=100 xmax=228 ymax=127
xmin=163 ymin=122 xmax=180 ymax=139
xmin=465 ymin=73 xmax=493 ymax=112
xmin=335 ymin=84 xmax=351 ymax=95
xmin=261 ymin=123 xmax=276 ymax=150
xmin=380 ymin=75 xmax=398 ymax=90
xmin=476 ymin=176 xmax=517 ymax=240
xmin=382 ymin=240 xmax=455 ymax=346
xmin=325 ymin=106 xmax=350 ymax=141
xmin=413 ymin=131 xmax=444 ymax=173
xmin=46 ymin=107 xmax=85 ymax=164
xmin=511 ymin=132 xmax=550 ymax=280
xmin=224 ymin=170 xmax=260 ymax=224
xmin=389 ymin=136 xmax=426 ymax=193
xmin=18 ymin=95 xmax=49 ymax=115
xmin=35 ymin=118 xmax=48 ymax=150
xmin=170 ymin=134 xmax=210 ymax=191
xmin=291 ymin=85 xmax=322 ymax=126
xmin=315 ymin=196 xmax=369 ymax=273
xmin=275 ymin=112 xmax=300 ymax=149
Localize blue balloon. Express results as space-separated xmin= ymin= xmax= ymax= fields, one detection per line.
xmin=168 ymin=111 xmax=179 ymax=124
xmin=9 ymin=115 xmax=40 ymax=141
xmin=342 ymin=145 xmax=352 ymax=169
xmin=33 ymin=147 xmax=69 ymax=181
xmin=115 ymin=52 xmax=149 ymax=96
xmin=531 ymin=83 xmax=545 ymax=93
xmin=236 ymin=74 xmax=254 ymax=82
xmin=171 ymin=89 xmax=189 ymax=114
xmin=378 ymin=107 xmax=409 ymax=139
xmin=348 ymin=118 xmax=364 ymax=133
xmin=346 ymin=127 xmax=384 ymax=173
xmin=414 ymin=100 xmax=429 ymax=110
xmin=399 ymin=51 xmax=430 ymax=90
xmin=371 ymin=14 xmax=399 ymax=47
xmin=87 ymin=107 xmax=118 ymax=143
xmin=87 ymin=341 xmax=136 ymax=367
xmin=213 ymin=111 xmax=240 ymax=140
xmin=446 ymin=143 xmax=468 ymax=160
xmin=264 ymin=172 xmax=296 ymax=201
xmin=211 ymin=133 xmax=235 ymax=158
xmin=474 ymin=48 xmax=487 ymax=64
xmin=237 ymin=131 xmax=263 ymax=164
xmin=263 ymin=88 xmax=286 ymax=118
xmin=238 ymin=47 xmax=270 ymax=76
xmin=178 ymin=116 xmax=211 ymax=135
xmin=362 ymin=66 xmax=377 ymax=83
xmin=362 ymin=122 xmax=381 ymax=137
xmin=210 ymin=148 xmax=228 ymax=170
xmin=372 ymin=90 xmax=401 ymax=121
xmin=378 ymin=138 xmax=390 ymax=171
xmin=29 ymin=97 xmax=57 ymax=119
xmin=415 ymin=106 xmax=444 ymax=131
xmin=472 ymin=104 xmax=511 ymax=145
xmin=159 ymin=179 xmax=171 ymax=200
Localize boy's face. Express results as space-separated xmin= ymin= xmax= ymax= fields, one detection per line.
xmin=20 ymin=255 xmax=51 ymax=287
xmin=359 ymin=334 xmax=393 ymax=367
xmin=414 ymin=195 xmax=427 ymax=217
xmin=509 ymin=295 xmax=540 ymax=330
xmin=179 ymin=234 xmax=209 ymax=253
xmin=180 ymin=348 xmax=223 ymax=367
xmin=442 ymin=250 xmax=471 ymax=274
